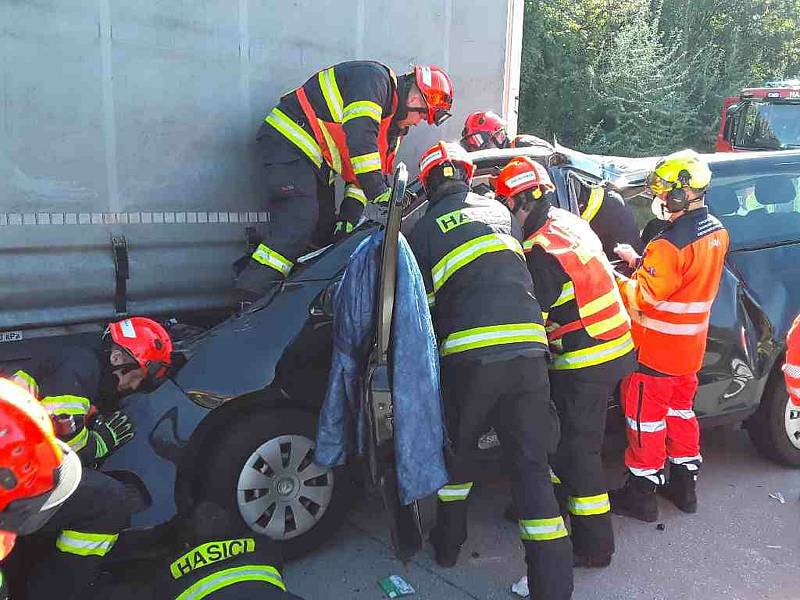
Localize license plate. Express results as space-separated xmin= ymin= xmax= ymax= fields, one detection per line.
xmin=0 ymin=331 xmax=22 ymax=343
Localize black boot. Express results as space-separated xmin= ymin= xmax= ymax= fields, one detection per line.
xmin=429 ymin=524 xmax=462 ymax=568
xmin=610 ymin=475 xmax=658 ymax=523
xmin=659 ymin=465 xmax=697 ymax=513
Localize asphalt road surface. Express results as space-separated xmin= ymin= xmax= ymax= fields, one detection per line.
xmin=288 ymin=427 xmax=800 ymax=600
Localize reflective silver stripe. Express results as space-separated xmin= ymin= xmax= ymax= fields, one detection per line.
xmin=551 ymin=281 xmax=575 ymax=308
xmin=633 ymin=313 xmax=708 ymax=336
xmin=56 ymin=530 xmax=119 ymax=557
xmin=669 ymin=455 xmax=702 ymax=465
xmin=666 ymin=408 xmax=696 ymax=420
xmin=784 ymin=363 xmax=800 ymax=378
xmin=788 ymin=384 xmax=800 ymax=397
xmin=625 ymin=416 xmax=665 ymax=433
xmin=344 ymin=184 xmax=368 ymax=206
xmin=518 ymin=517 xmax=568 ymax=541
xmin=251 ymin=243 xmax=294 ymax=276
xmin=351 ymin=152 xmax=382 ymax=174
xmin=264 ymin=108 xmax=323 ymax=168
xmin=628 ymin=467 xmax=665 ymax=485
xmin=419 ymin=148 xmax=444 ymax=172
xmin=437 ymin=482 xmax=473 ymax=502
xmin=568 ymin=493 xmax=610 ymax=516
xmin=652 ymin=299 xmax=714 ymax=314
xmin=550 ymin=332 xmax=634 ymax=370
xmin=432 ymin=234 xmax=522 ymax=292
xmin=318 ymin=67 xmax=344 ymax=122
xmin=342 ymin=100 xmax=382 ymax=123
xmin=440 ymin=323 xmax=547 ymax=356
xmin=177 ymin=565 xmax=286 ymax=599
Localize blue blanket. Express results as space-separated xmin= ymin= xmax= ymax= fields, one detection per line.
xmin=314 ymin=231 xmax=448 ymax=505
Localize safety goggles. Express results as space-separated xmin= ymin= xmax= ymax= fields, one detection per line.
xmin=646 ymin=172 xmax=675 ymax=197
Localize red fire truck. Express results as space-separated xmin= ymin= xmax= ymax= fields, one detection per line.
xmin=716 ymin=80 xmax=800 ymax=152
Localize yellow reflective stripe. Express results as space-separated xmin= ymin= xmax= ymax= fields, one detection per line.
xmin=441 ymin=323 xmax=547 ymax=357
xmin=427 ymin=291 xmax=436 ymax=308
xmin=373 ymin=188 xmax=391 ymax=204
xmin=549 ymin=468 xmax=561 ymax=484
xmin=584 ymin=311 xmax=630 ymax=338
xmin=56 ymin=530 xmax=119 ymax=557
xmin=568 ymin=493 xmax=610 ymax=516
xmin=264 ymin=108 xmax=323 ymax=168
xmin=550 ymin=332 xmax=634 ymax=370
xmin=344 ymin=184 xmax=368 ymax=206
xmin=437 ymin=482 xmax=473 ymax=502
xmin=342 ymin=100 xmax=382 ymax=124
xmin=351 ymin=151 xmax=382 ymax=175
xmin=318 ymin=67 xmax=344 ymax=123
xmin=578 ymin=289 xmax=618 ymax=319
xmin=551 ymin=282 xmax=575 ymax=308
xmin=41 ymin=394 xmax=91 ymax=416
xmin=176 ymin=565 xmax=286 ymax=599
xmin=519 ymin=516 xmax=568 ymax=541
xmin=580 ymin=187 xmax=604 ymax=222
xmin=317 ymin=120 xmax=342 ymax=173
xmin=251 ymin=243 xmax=294 ymax=276
xmin=65 ymin=426 xmax=89 ymax=452
xmin=12 ymin=370 xmax=39 ymax=397
xmin=432 ymin=234 xmax=523 ymax=293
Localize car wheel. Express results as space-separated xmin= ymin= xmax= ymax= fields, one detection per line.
xmin=199 ymin=408 xmax=352 ymax=559
xmin=746 ymin=375 xmax=800 ymax=466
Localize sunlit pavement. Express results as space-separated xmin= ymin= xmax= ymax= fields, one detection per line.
xmin=289 ymin=426 xmax=800 ymax=599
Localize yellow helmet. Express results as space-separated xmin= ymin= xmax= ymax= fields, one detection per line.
xmin=647 ymin=149 xmax=712 ymax=198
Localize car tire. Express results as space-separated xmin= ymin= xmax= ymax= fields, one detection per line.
xmin=746 ymin=374 xmax=800 ymax=467
xmin=198 ymin=408 xmax=352 ymax=559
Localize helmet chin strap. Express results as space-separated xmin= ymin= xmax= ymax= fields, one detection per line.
xmin=393 ymin=73 xmax=414 ymax=124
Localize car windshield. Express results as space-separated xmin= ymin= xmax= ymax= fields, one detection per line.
xmin=705 ymin=165 xmax=800 ymax=250
xmin=736 ymin=102 xmax=800 ymax=150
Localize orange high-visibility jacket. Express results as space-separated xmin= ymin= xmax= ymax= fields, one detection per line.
xmin=618 ymin=207 xmax=728 ymax=375
xmin=784 ymin=313 xmax=800 ymax=406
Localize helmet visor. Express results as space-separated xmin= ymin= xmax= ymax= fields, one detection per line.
xmin=432 ymin=108 xmax=452 ymax=127
xmin=646 ymin=172 xmax=674 ymax=197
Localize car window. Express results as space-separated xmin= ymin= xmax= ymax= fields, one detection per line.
xmin=706 ymin=168 xmax=800 ymax=249
xmin=735 ymin=103 xmax=800 ymax=150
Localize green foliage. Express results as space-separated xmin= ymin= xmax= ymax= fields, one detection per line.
xmin=518 ymin=0 xmax=800 ymax=156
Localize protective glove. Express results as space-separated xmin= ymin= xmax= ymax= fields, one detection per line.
xmin=614 ymin=243 xmax=641 ymax=269
xmin=333 ymin=220 xmax=356 ymax=242
xmin=91 ymin=410 xmax=135 ymax=459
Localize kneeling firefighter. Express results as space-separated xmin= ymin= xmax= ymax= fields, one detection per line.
xmin=9 ymin=317 xmax=174 ymax=599
xmin=235 ymin=61 xmax=454 ymax=302
xmin=495 ymin=157 xmax=635 ymax=568
xmin=408 ymin=141 xmax=573 ymax=599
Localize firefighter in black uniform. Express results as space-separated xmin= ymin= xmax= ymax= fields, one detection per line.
xmin=9 ymin=317 xmax=174 ymax=599
xmin=460 ymin=111 xmax=641 ymax=261
xmin=156 ymin=502 xmax=303 ymax=599
xmin=409 ymin=142 xmax=573 ymax=600
xmin=495 ymin=157 xmax=636 ymax=569
xmin=235 ymin=61 xmax=455 ymax=301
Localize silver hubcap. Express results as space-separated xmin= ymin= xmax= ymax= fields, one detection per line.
xmin=237 ymin=434 xmax=334 ymax=540
xmin=785 ymin=400 xmax=800 ymax=450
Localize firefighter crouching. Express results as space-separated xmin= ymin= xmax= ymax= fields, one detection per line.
xmin=461 ymin=110 xmax=641 ymax=261
xmin=611 ymin=150 xmax=729 ymax=521
xmin=495 ymin=157 xmax=635 ymax=568
xmin=409 ymin=142 xmax=573 ymax=600
xmin=10 ymin=317 xmax=174 ymax=598
xmin=235 ymin=61 xmax=454 ymax=302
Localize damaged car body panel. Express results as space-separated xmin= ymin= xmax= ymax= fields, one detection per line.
xmin=100 ymin=147 xmax=800 ymax=553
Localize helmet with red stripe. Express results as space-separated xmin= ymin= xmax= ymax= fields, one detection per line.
xmin=494 ymin=157 xmax=554 ymax=212
xmin=419 ymin=141 xmax=476 ymax=194
xmin=461 ymin=111 xmax=507 ymax=151
xmin=413 ymin=65 xmax=454 ymax=126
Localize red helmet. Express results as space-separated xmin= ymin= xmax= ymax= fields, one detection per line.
xmin=0 ymin=379 xmax=81 ymax=551
xmin=495 ymin=157 xmax=555 ymax=209
xmin=413 ymin=65 xmax=454 ymax=126
xmin=107 ymin=317 xmax=173 ymax=380
xmin=419 ymin=141 xmax=476 ymax=192
xmin=461 ymin=111 xmax=507 ymax=151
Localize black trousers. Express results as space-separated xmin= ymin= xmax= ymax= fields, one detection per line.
xmin=549 ymin=368 xmax=617 ymax=558
xmin=435 ymin=356 xmax=573 ymax=600
xmin=27 ymin=469 xmax=138 ymax=600
xmin=234 ymin=158 xmax=335 ymax=297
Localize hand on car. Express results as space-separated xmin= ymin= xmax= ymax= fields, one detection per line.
xmin=614 ymin=243 xmax=641 ymax=269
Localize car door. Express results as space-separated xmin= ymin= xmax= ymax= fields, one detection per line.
xmin=363 ymin=164 xmax=436 ymax=561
